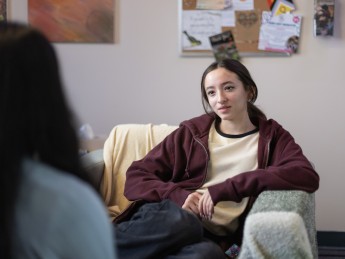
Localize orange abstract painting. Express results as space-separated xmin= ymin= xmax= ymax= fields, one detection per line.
xmin=28 ymin=0 xmax=114 ymax=43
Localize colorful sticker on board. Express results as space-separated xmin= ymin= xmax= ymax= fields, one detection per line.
xmin=272 ymin=0 xmax=295 ymax=16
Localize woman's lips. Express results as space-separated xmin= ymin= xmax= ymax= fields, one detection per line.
xmin=218 ymin=106 xmax=230 ymax=112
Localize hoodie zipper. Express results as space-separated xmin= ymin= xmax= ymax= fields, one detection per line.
xmin=190 ymin=137 xmax=209 ymax=188
xmin=262 ymin=139 xmax=271 ymax=169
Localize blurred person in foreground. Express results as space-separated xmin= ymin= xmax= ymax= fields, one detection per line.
xmin=0 ymin=22 xmax=117 ymax=259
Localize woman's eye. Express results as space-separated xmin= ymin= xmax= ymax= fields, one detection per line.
xmin=207 ymin=90 xmax=215 ymax=96
xmin=225 ymin=85 xmax=234 ymax=91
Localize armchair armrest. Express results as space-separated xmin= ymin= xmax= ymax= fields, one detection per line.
xmin=80 ymin=149 xmax=105 ymax=191
xmin=239 ymin=191 xmax=317 ymax=259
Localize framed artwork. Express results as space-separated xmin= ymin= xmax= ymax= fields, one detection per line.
xmin=28 ymin=0 xmax=114 ymax=43
xmin=0 ymin=0 xmax=6 ymax=22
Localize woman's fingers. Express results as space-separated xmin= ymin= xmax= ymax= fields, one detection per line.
xmin=182 ymin=192 xmax=202 ymax=215
xmin=199 ymin=190 xmax=214 ymax=220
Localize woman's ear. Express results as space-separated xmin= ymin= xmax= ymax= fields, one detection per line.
xmin=247 ymin=90 xmax=253 ymax=102
xmin=247 ymin=86 xmax=256 ymax=103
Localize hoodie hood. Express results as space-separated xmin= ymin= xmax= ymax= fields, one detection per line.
xmin=179 ymin=113 xmax=216 ymax=139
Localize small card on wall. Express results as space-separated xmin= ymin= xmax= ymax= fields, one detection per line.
xmin=314 ymin=0 xmax=335 ymax=37
xmin=209 ymin=30 xmax=240 ymax=61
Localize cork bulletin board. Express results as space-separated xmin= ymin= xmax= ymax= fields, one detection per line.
xmin=179 ymin=0 xmax=289 ymax=57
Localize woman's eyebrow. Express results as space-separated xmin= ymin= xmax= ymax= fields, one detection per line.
xmin=205 ymin=80 xmax=235 ymax=90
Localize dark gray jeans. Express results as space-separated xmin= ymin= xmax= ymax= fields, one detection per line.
xmin=114 ymin=200 xmax=226 ymax=259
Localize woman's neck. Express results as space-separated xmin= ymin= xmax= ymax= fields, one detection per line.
xmin=218 ymin=117 xmax=256 ymax=135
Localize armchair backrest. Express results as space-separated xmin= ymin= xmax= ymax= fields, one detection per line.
xmin=101 ymin=124 xmax=177 ymax=221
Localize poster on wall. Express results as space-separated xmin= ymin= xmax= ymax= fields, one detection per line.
xmin=258 ymin=11 xmax=301 ymax=54
xmin=0 ymin=0 xmax=6 ymax=22
xmin=28 ymin=0 xmax=114 ymax=43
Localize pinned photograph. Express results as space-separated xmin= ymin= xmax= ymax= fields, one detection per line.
xmin=314 ymin=0 xmax=334 ymax=36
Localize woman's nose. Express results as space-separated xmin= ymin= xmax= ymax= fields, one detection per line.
xmin=217 ymin=92 xmax=227 ymax=103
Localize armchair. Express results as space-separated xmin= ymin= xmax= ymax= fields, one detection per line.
xmin=81 ymin=124 xmax=317 ymax=259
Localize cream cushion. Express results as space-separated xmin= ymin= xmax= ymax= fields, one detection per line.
xmin=101 ymin=124 xmax=177 ymax=221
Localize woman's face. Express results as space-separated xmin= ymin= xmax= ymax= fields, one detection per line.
xmin=204 ymin=67 xmax=250 ymax=122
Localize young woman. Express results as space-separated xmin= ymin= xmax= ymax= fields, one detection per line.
xmin=114 ymin=58 xmax=320 ymax=258
xmin=0 ymin=22 xmax=117 ymax=259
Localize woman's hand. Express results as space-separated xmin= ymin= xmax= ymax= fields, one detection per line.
xmin=198 ymin=189 xmax=214 ymax=220
xmin=182 ymin=192 xmax=202 ymax=216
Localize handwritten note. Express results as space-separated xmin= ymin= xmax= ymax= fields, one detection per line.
xmin=182 ymin=10 xmax=222 ymax=50
xmin=196 ymin=0 xmax=232 ymax=10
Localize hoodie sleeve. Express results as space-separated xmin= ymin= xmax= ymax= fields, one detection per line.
xmin=124 ymin=127 xmax=193 ymax=207
xmin=208 ymin=121 xmax=320 ymax=204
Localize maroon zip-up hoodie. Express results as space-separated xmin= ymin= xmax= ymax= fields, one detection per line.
xmin=117 ymin=113 xmax=319 ymax=235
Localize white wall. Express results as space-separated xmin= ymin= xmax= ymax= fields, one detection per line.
xmin=9 ymin=1 xmax=345 ymax=231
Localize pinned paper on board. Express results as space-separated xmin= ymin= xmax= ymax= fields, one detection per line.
xmin=233 ymin=10 xmax=263 ymax=53
xmin=196 ymin=0 xmax=232 ymax=10
xmin=232 ymin=0 xmax=254 ymax=11
xmin=221 ymin=9 xmax=236 ymax=27
xmin=258 ymin=11 xmax=302 ymax=54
